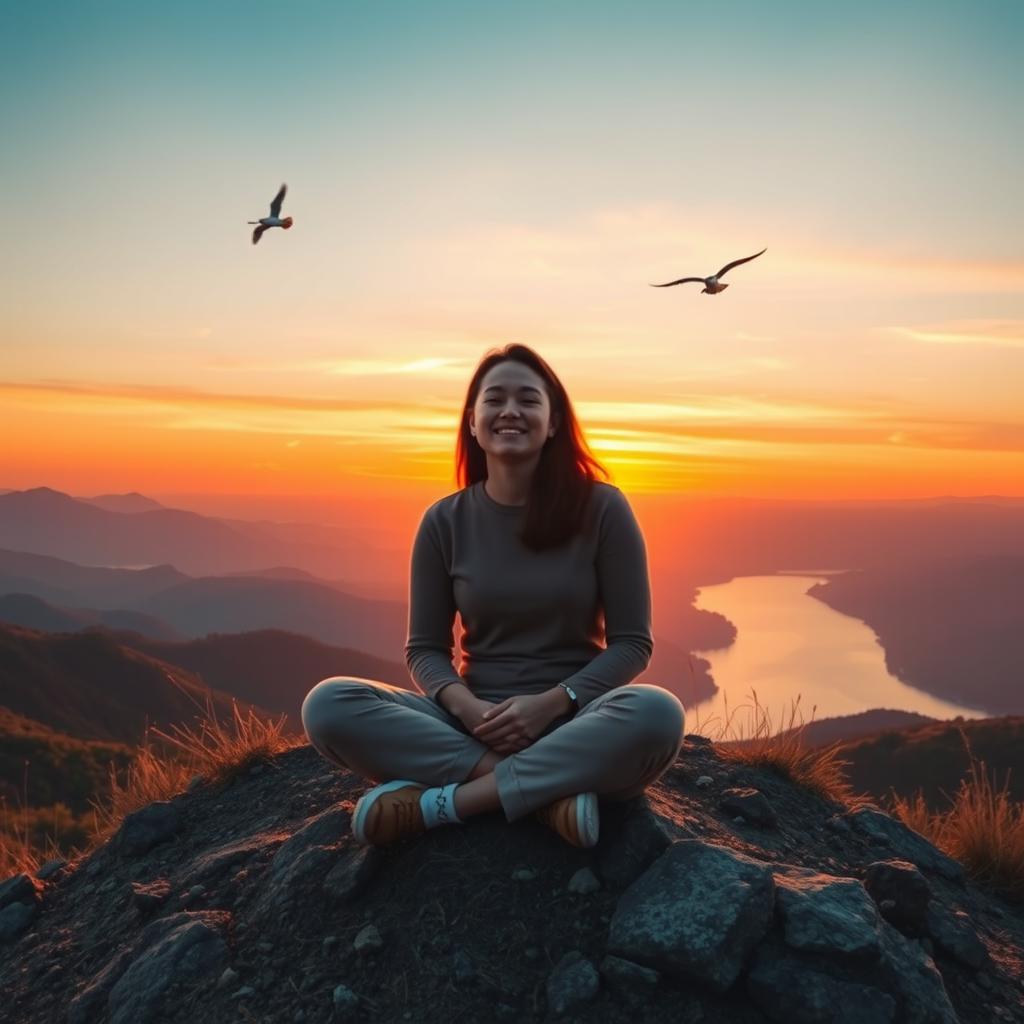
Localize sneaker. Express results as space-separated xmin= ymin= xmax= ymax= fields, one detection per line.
xmin=352 ymin=780 xmax=427 ymax=846
xmin=535 ymin=792 xmax=599 ymax=848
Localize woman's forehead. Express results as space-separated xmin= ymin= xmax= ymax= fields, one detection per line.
xmin=479 ymin=361 xmax=546 ymax=392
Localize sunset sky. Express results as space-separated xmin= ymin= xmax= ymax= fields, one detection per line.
xmin=3 ymin=0 xmax=1022 ymax=520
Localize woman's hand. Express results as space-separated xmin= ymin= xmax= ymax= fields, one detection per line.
xmin=471 ymin=693 xmax=563 ymax=755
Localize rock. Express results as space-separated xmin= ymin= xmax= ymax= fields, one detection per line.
xmin=217 ymin=967 xmax=239 ymax=989
xmin=826 ymin=815 xmax=851 ymax=834
xmin=231 ymin=986 xmax=256 ymax=999
xmin=747 ymin=942 xmax=897 ymax=1023
xmin=511 ymin=867 xmax=537 ymax=882
xmin=524 ymin=946 xmax=541 ymax=961
xmin=0 ymin=900 xmax=37 ymax=942
xmin=115 ymin=802 xmax=181 ymax=857
xmin=332 ymin=983 xmax=359 ymax=1018
xmin=0 ymin=873 xmax=41 ymax=910
xmin=187 ymin=774 xmax=205 ymax=791
xmin=608 ymin=839 xmax=775 ymax=991
xmin=353 ymin=924 xmax=383 ymax=955
xmin=131 ymin=879 xmax=171 ymax=913
xmin=68 ymin=912 xmax=228 ymax=1024
xmin=926 ymin=904 xmax=988 ymax=969
xmin=452 ymin=946 xmax=476 ymax=984
xmin=34 ymin=859 xmax=67 ymax=881
xmin=847 ymin=810 xmax=963 ymax=882
xmin=567 ymin=867 xmax=601 ymax=894
xmin=864 ymin=860 xmax=931 ymax=936
xmin=323 ymin=845 xmax=380 ymax=902
xmin=178 ymin=835 xmax=273 ymax=891
xmin=269 ymin=806 xmax=353 ymax=887
xmin=600 ymin=954 xmax=660 ymax=1001
xmin=106 ymin=915 xmax=229 ymax=1024
xmin=877 ymin=925 xmax=958 ymax=1023
xmin=720 ymin=787 xmax=778 ymax=828
xmin=546 ymin=951 xmax=600 ymax=1015
xmin=774 ymin=867 xmax=882 ymax=958
xmin=695 ymin=775 xmax=714 ymax=788
xmin=596 ymin=801 xmax=671 ymax=889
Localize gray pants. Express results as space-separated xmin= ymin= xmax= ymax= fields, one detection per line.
xmin=301 ymin=678 xmax=685 ymax=822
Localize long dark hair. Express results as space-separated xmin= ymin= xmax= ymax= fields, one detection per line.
xmin=455 ymin=344 xmax=609 ymax=551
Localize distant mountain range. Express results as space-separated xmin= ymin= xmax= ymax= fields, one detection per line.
xmin=0 ymin=545 xmax=407 ymax=659
xmin=0 ymin=487 xmax=394 ymax=584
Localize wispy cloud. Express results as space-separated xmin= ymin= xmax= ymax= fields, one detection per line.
xmin=884 ymin=319 xmax=1024 ymax=349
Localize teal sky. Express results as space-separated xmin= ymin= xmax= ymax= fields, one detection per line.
xmin=2 ymin=0 xmax=1022 ymax=501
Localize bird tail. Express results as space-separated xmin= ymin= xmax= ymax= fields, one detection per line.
xmin=247 ymin=221 xmax=259 ymax=224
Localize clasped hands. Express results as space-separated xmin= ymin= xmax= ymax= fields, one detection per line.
xmin=459 ymin=692 xmax=564 ymax=755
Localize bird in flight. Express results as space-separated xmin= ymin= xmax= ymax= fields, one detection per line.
xmin=651 ymin=247 xmax=766 ymax=294
xmin=248 ymin=184 xmax=293 ymax=245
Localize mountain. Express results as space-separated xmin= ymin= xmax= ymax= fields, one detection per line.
xmin=80 ymin=493 xmax=166 ymax=514
xmin=137 ymin=576 xmax=406 ymax=659
xmin=0 ymin=488 xmax=388 ymax=581
xmin=0 ymin=547 xmax=188 ymax=608
xmin=838 ymin=715 xmax=1024 ymax=809
xmin=0 ymin=707 xmax=133 ymax=815
xmin=0 ymin=593 xmax=185 ymax=641
xmin=116 ymin=629 xmax=411 ymax=727
xmin=1 ymin=737 xmax=1019 ymax=1022
xmin=0 ymin=547 xmax=406 ymax=659
xmin=809 ymin=556 xmax=1024 ymax=715
xmin=0 ymin=624 xmax=271 ymax=746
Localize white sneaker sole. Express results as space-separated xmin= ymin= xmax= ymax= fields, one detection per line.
xmin=576 ymin=792 xmax=600 ymax=848
xmin=352 ymin=779 xmax=420 ymax=845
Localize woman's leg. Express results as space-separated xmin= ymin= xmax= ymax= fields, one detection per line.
xmin=492 ymin=683 xmax=685 ymax=822
xmin=300 ymin=676 xmax=492 ymax=787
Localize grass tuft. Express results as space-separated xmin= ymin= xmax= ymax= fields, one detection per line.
xmin=892 ymin=730 xmax=1024 ymax=902
xmin=2 ymin=674 xmax=298 ymax=877
xmin=704 ymin=687 xmax=855 ymax=805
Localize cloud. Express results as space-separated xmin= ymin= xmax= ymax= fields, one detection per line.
xmin=883 ymin=319 xmax=1024 ymax=349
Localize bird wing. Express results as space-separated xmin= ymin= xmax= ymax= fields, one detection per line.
xmin=252 ymin=224 xmax=265 ymax=245
xmin=650 ymin=277 xmax=706 ymax=288
xmin=269 ymin=183 xmax=287 ymax=218
xmin=715 ymin=247 xmax=767 ymax=279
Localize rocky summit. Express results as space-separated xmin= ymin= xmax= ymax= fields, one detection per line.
xmin=1 ymin=736 xmax=1022 ymax=1023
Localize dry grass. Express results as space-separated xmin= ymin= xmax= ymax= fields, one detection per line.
xmin=893 ymin=731 xmax=1024 ymax=902
xmin=1 ymin=673 xmax=299 ymax=877
xmin=696 ymin=684 xmax=854 ymax=805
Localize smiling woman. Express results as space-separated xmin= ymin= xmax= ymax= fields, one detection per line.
xmin=301 ymin=343 xmax=685 ymax=853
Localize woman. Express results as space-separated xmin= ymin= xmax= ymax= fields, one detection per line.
xmin=301 ymin=344 xmax=684 ymax=849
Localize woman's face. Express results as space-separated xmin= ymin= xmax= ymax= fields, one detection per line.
xmin=468 ymin=360 xmax=559 ymax=462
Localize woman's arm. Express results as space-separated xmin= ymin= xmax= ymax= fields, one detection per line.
xmin=404 ymin=506 xmax=468 ymax=703
xmin=557 ymin=487 xmax=654 ymax=707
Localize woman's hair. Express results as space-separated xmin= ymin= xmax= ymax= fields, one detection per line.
xmin=456 ymin=344 xmax=609 ymax=550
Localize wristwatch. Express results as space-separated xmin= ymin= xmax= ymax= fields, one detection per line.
xmin=558 ymin=682 xmax=579 ymax=711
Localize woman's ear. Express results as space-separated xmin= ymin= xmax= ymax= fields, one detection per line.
xmin=468 ymin=411 xmax=477 ymax=437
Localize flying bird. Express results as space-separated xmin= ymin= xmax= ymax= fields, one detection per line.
xmin=651 ymin=247 xmax=766 ymax=294
xmin=248 ymin=183 xmax=293 ymax=245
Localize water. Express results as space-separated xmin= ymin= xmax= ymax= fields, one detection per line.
xmin=690 ymin=573 xmax=986 ymax=732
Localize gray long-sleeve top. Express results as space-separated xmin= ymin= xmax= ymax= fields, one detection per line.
xmin=405 ymin=480 xmax=653 ymax=709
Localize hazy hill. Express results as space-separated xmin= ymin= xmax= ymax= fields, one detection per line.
xmin=0 ymin=624 xmax=270 ymax=746
xmin=809 ymin=556 xmax=1024 ymax=714
xmin=0 ymin=547 xmax=407 ymax=659
xmin=0 ymin=547 xmax=188 ymax=608
xmin=80 ymin=493 xmax=166 ymax=514
xmin=116 ymin=629 xmax=411 ymax=727
xmin=0 ymin=707 xmax=133 ymax=815
xmin=838 ymin=715 xmax=1024 ymax=809
xmin=0 ymin=593 xmax=185 ymax=641
xmin=0 ymin=488 xmax=390 ymax=581
xmin=137 ymin=576 xmax=407 ymax=658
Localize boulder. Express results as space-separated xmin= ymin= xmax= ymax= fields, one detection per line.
xmin=608 ymin=839 xmax=775 ymax=991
